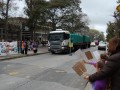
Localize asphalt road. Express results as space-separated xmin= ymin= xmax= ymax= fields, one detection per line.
xmin=0 ymin=46 xmax=105 ymax=90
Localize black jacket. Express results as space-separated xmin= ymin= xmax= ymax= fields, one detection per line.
xmin=89 ymin=51 xmax=120 ymax=90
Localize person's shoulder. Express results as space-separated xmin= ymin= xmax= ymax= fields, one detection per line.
xmin=109 ymin=52 xmax=120 ymax=61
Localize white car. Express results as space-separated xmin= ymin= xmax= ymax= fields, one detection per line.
xmin=98 ymin=42 xmax=106 ymax=50
xmin=90 ymin=42 xmax=96 ymax=47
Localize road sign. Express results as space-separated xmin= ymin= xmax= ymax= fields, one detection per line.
xmin=116 ymin=4 xmax=120 ymax=12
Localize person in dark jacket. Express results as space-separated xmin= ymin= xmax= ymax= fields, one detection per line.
xmin=32 ymin=41 xmax=38 ymax=53
xmin=84 ymin=37 xmax=120 ymax=90
xmin=24 ymin=41 xmax=28 ymax=55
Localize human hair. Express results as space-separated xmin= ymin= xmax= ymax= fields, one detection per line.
xmin=100 ymin=53 xmax=108 ymax=63
xmin=96 ymin=61 xmax=104 ymax=70
xmin=108 ymin=37 xmax=120 ymax=54
xmin=100 ymin=53 xmax=108 ymax=60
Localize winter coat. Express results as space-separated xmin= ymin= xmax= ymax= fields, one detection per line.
xmin=22 ymin=41 xmax=25 ymax=49
xmin=24 ymin=41 xmax=28 ymax=49
xmin=89 ymin=51 xmax=120 ymax=90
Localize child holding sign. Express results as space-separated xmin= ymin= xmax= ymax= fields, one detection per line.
xmin=83 ymin=61 xmax=106 ymax=90
xmin=83 ymin=53 xmax=108 ymax=68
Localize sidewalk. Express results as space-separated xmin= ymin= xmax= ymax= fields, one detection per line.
xmin=0 ymin=46 xmax=49 ymax=61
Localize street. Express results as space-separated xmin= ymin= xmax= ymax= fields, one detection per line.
xmin=0 ymin=46 xmax=104 ymax=90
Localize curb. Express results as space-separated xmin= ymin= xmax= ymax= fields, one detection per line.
xmin=0 ymin=51 xmax=50 ymax=61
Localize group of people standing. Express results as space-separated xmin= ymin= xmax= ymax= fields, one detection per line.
xmin=21 ymin=40 xmax=38 ymax=55
xmin=82 ymin=36 xmax=120 ymax=90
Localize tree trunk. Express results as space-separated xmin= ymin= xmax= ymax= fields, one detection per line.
xmin=5 ymin=0 xmax=10 ymax=40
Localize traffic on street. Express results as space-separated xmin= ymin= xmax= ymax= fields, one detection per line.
xmin=0 ymin=0 xmax=118 ymax=90
xmin=0 ymin=46 xmax=105 ymax=90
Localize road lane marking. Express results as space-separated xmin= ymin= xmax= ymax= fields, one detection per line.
xmin=55 ymin=70 xmax=66 ymax=73
xmin=9 ymin=71 xmax=19 ymax=76
xmin=26 ymin=76 xmax=31 ymax=79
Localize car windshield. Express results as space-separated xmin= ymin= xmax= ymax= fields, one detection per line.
xmin=99 ymin=42 xmax=106 ymax=46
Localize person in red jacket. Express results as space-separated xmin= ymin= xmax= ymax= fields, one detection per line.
xmin=84 ymin=37 xmax=120 ymax=90
xmin=21 ymin=41 xmax=25 ymax=54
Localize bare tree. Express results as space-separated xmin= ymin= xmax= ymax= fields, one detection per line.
xmin=0 ymin=0 xmax=21 ymax=40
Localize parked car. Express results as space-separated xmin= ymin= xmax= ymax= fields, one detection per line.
xmin=98 ymin=42 xmax=106 ymax=50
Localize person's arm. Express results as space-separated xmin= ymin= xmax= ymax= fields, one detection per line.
xmin=83 ymin=60 xmax=96 ymax=67
xmin=83 ymin=60 xmax=95 ymax=65
xmin=89 ymin=57 xmax=119 ymax=82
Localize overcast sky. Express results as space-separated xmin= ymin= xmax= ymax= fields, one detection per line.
xmin=81 ymin=0 xmax=118 ymax=35
xmin=17 ymin=0 xmax=117 ymax=36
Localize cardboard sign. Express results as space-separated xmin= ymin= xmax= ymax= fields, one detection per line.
xmin=85 ymin=51 xmax=93 ymax=60
xmin=74 ymin=49 xmax=84 ymax=59
xmin=92 ymin=50 xmax=100 ymax=60
xmin=72 ymin=60 xmax=87 ymax=76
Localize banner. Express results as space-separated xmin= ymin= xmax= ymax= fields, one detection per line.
xmin=0 ymin=41 xmax=18 ymax=56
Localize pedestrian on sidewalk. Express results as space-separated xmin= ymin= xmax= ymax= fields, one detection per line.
xmin=32 ymin=41 xmax=38 ymax=53
xmin=21 ymin=41 xmax=25 ymax=54
xmin=24 ymin=41 xmax=28 ymax=55
xmin=84 ymin=37 xmax=120 ymax=90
